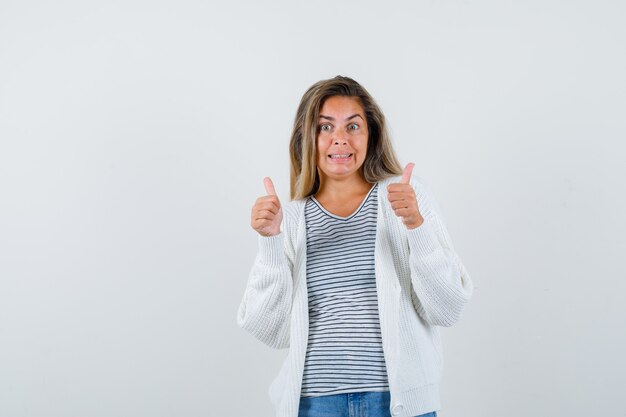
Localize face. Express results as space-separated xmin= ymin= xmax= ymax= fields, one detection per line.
xmin=316 ymin=96 xmax=369 ymax=182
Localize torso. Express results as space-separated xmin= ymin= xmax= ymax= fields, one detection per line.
xmin=302 ymin=183 xmax=388 ymax=396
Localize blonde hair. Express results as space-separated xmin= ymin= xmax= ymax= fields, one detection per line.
xmin=289 ymin=76 xmax=403 ymax=200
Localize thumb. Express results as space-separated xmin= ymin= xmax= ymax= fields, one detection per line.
xmin=263 ymin=177 xmax=277 ymax=196
xmin=401 ymin=163 xmax=415 ymax=184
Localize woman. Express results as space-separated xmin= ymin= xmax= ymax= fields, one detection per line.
xmin=237 ymin=76 xmax=473 ymax=417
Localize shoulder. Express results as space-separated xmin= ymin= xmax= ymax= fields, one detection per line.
xmin=282 ymin=198 xmax=307 ymax=223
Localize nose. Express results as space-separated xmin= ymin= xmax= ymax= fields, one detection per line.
xmin=332 ymin=127 xmax=349 ymax=145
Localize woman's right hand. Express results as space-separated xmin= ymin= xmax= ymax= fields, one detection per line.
xmin=250 ymin=177 xmax=283 ymax=237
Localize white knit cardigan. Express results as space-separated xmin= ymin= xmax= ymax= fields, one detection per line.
xmin=237 ymin=174 xmax=474 ymax=417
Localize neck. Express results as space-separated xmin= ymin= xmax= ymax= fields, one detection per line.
xmin=315 ymin=173 xmax=372 ymax=201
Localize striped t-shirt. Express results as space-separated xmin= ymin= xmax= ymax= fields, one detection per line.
xmin=301 ymin=183 xmax=389 ymax=397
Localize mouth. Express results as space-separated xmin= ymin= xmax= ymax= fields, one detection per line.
xmin=328 ymin=153 xmax=353 ymax=160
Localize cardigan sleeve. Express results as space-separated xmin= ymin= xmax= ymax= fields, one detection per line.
xmin=236 ymin=214 xmax=295 ymax=349
xmin=405 ymin=180 xmax=474 ymax=327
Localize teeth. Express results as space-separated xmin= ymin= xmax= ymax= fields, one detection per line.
xmin=329 ymin=154 xmax=351 ymax=159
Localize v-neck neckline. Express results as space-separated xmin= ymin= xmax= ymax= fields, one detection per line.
xmin=310 ymin=183 xmax=378 ymax=220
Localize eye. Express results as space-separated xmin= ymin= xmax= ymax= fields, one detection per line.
xmin=319 ymin=124 xmax=331 ymax=132
xmin=348 ymin=123 xmax=359 ymax=130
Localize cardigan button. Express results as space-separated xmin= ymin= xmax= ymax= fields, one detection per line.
xmin=391 ymin=403 xmax=404 ymax=415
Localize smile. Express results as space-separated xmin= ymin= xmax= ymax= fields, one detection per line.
xmin=328 ymin=153 xmax=353 ymax=159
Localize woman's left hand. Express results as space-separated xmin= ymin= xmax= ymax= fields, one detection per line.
xmin=387 ymin=162 xmax=424 ymax=229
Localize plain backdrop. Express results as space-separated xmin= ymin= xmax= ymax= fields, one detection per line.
xmin=1 ymin=1 xmax=625 ymax=416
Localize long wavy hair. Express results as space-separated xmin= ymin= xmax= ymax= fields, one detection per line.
xmin=289 ymin=75 xmax=403 ymax=200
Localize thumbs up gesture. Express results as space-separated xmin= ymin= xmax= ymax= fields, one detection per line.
xmin=387 ymin=163 xmax=424 ymax=229
xmin=251 ymin=177 xmax=283 ymax=237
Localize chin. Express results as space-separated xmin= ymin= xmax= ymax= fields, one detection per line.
xmin=320 ymin=167 xmax=363 ymax=180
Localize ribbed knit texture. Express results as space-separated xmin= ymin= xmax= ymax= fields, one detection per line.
xmin=237 ymin=175 xmax=473 ymax=417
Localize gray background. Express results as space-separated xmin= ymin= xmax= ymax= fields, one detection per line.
xmin=1 ymin=0 xmax=625 ymax=416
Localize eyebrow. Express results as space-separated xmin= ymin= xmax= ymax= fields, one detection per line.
xmin=319 ymin=113 xmax=364 ymax=122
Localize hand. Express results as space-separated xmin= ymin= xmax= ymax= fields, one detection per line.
xmin=387 ymin=163 xmax=424 ymax=229
xmin=251 ymin=177 xmax=283 ymax=237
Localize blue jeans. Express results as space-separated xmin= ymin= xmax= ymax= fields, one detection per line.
xmin=298 ymin=391 xmax=437 ymax=417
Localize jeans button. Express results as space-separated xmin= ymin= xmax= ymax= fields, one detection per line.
xmin=391 ymin=403 xmax=404 ymax=415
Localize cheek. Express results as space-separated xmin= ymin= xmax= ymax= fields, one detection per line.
xmin=357 ymin=136 xmax=368 ymax=154
xmin=317 ymin=136 xmax=330 ymax=156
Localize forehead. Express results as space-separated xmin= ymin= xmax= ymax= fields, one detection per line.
xmin=319 ymin=96 xmax=365 ymax=117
